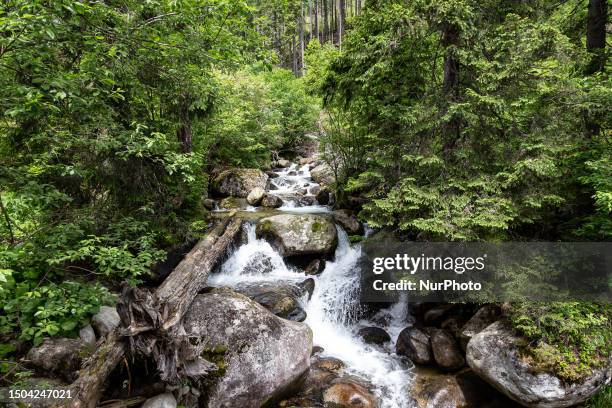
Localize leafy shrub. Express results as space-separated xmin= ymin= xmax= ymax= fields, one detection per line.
xmin=510 ymin=302 xmax=611 ymax=382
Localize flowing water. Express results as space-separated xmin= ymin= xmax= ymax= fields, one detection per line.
xmin=209 ymin=162 xmax=414 ymax=408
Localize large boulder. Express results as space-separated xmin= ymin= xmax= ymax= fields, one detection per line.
xmin=26 ymin=338 xmax=91 ymax=382
xmin=212 ymin=169 xmax=268 ymax=198
xmin=333 ymin=209 xmax=364 ymax=235
xmin=183 ymin=289 xmax=312 ymax=408
xmin=431 ymin=329 xmax=465 ymax=371
xmin=219 ymin=197 xmax=248 ymax=210
xmin=91 ymin=305 xmax=120 ymax=337
xmin=358 ymin=327 xmax=391 ymax=346
xmin=256 ymin=214 xmax=338 ymax=257
xmin=261 ymin=194 xmax=283 ymax=208
xmin=311 ymin=163 xmax=335 ymax=186
xmin=247 ymin=187 xmax=266 ymax=206
xmin=396 ymin=327 xmax=433 ymax=365
xmin=466 ymin=321 xmax=610 ymax=408
xmin=458 ymin=304 xmax=500 ymax=350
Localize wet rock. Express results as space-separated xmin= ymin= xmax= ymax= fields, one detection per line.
xmin=396 ymin=327 xmax=433 ymax=365
xmin=311 ymin=163 xmax=335 ymax=186
xmin=219 ymin=196 xmax=248 ymax=210
xmin=315 ymin=189 xmax=330 ymax=205
xmin=322 ymin=380 xmax=378 ymax=408
xmin=92 ymin=305 xmax=120 ymax=337
xmin=242 ymin=252 xmax=275 ymax=275
xmin=26 ymin=338 xmax=90 ymax=382
xmin=79 ymin=325 xmax=96 ymax=346
xmin=431 ymin=329 xmax=465 ymax=371
xmin=184 ymin=290 xmax=312 ymax=408
xmin=288 ymin=170 xmax=298 ymax=176
xmin=256 ymin=214 xmax=338 ymax=257
xmin=312 ymin=346 xmax=325 ymax=355
xmin=202 ymin=198 xmax=216 ymax=211
xmin=333 ymin=209 xmax=364 ymax=235
xmin=212 ymin=168 xmax=268 ymax=198
xmin=358 ymin=327 xmax=391 ymax=346
xmin=141 ymin=393 xmax=177 ymax=408
xmin=441 ymin=316 xmax=466 ymax=340
xmin=247 ymin=187 xmax=266 ymax=206
xmin=299 ymin=196 xmax=316 ymax=206
xmin=261 ymin=194 xmax=283 ymax=208
xmin=347 ymin=195 xmax=368 ymax=210
xmin=309 ymin=185 xmax=321 ymax=196
xmin=314 ymin=357 xmax=346 ymax=373
xmin=458 ymin=304 xmax=500 ymax=350
xmin=411 ymin=368 xmax=516 ymax=408
xmin=235 ymin=281 xmax=311 ymax=322
xmin=298 ymin=278 xmax=316 ymax=299
xmin=266 ymin=170 xmax=280 ymax=179
xmin=299 ymin=157 xmax=316 ymax=165
xmin=304 ymin=259 xmax=325 ymax=275
xmin=467 ymin=321 xmax=610 ymax=407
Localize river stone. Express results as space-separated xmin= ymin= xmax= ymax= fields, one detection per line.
xmin=314 ymin=357 xmax=346 ymax=373
xmin=235 ymin=281 xmax=309 ymax=322
xmin=79 ymin=324 xmax=96 ymax=346
xmin=256 ymin=214 xmax=338 ymax=257
xmin=275 ymin=159 xmax=291 ymax=168
xmin=431 ymin=329 xmax=465 ymax=371
xmin=247 ymin=187 xmax=266 ymax=206
xmin=304 ymin=258 xmax=325 ymax=275
xmin=261 ymin=194 xmax=283 ymax=208
xmin=333 ymin=209 xmax=364 ymax=235
xmin=242 ymin=252 xmax=275 ymax=275
xmin=315 ymin=188 xmax=330 ymax=205
xmin=396 ymin=327 xmax=433 ymax=365
xmin=219 ymin=196 xmax=248 ymax=210
xmin=141 ymin=393 xmax=177 ymax=408
xmin=424 ymin=304 xmax=456 ymax=325
xmin=358 ymin=327 xmax=391 ymax=346
xmin=184 ymin=290 xmax=312 ymax=408
xmin=212 ymin=168 xmax=268 ymax=198
xmin=322 ymin=380 xmax=378 ymax=408
xmin=92 ymin=305 xmax=120 ymax=337
xmin=458 ymin=304 xmax=500 ymax=350
xmin=26 ymin=338 xmax=90 ymax=382
xmin=466 ymin=321 xmax=610 ymax=407
xmin=311 ymin=163 xmax=335 ymax=186
xmin=202 ymin=198 xmax=216 ymax=211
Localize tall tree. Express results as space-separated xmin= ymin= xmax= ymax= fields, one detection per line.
xmin=586 ymin=0 xmax=607 ymax=74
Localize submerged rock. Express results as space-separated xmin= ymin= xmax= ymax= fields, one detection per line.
xmin=396 ymin=327 xmax=433 ymax=365
xmin=92 ymin=305 xmax=120 ymax=337
xmin=247 ymin=187 xmax=266 ymax=206
xmin=26 ymin=338 xmax=90 ymax=382
xmin=212 ymin=168 xmax=268 ymax=198
xmin=256 ymin=214 xmax=338 ymax=257
xmin=467 ymin=321 xmax=610 ymax=408
xmin=431 ymin=329 xmax=465 ymax=371
xmin=333 ymin=209 xmax=364 ymax=235
xmin=358 ymin=327 xmax=391 ymax=346
xmin=183 ymin=290 xmax=312 ymax=408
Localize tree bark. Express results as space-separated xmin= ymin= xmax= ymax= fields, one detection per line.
xmin=323 ymin=0 xmax=329 ymax=43
xmin=314 ymin=0 xmax=319 ymax=42
xmin=338 ymin=0 xmax=346 ymax=46
xmin=63 ymin=217 xmax=242 ymax=408
xmin=586 ymin=0 xmax=607 ymax=74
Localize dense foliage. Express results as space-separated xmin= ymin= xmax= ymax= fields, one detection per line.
xmin=0 ymin=0 xmax=318 ymax=350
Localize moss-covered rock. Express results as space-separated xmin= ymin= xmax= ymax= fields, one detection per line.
xmin=212 ymin=168 xmax=268 ymax=198
xmin=255 ymin=214 xmax=338 ymax=257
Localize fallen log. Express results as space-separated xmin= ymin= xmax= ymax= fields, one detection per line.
xmin=63 ymin=216 xmax=243 ymax=408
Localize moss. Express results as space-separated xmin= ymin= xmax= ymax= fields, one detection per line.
xmin=510 ymin=302 xmax=612 ymax=382
xmin=311 ymin=221 xmax=322 ymax=233
xmin=348 ymin=235 xmax=364 ymax=243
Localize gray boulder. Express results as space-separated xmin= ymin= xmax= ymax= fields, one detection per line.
xmin=458 ymin=304 xmax=500 ymax=350
xmin=358 ymin=327 xmax=391 ymax=346
xmin=247 ymin=187 xmax=266 ymax=206
xmin=333 ymin=209 xmax=364 ymax=235
xmin=92 ymin=305 xmax=120 ymax=337
xmin=78 ymin=324 xmax=96 ymax=346
xmin=396 ymin=327 xmax=433 ymax=365
xmin=256 ymin=214 xmax=338 ymax=257
xmin=141 ymin=393 xmax=177 ymax=408
xmin=26 ymin=338 xmax=90 ymax=382
xmin=183 ymin=289 xmax=312 ymax=408
xmin=311 ymin=163 xmax=335 ymax=186
xmin=431 ymin=329 xmax=465 ymax=371
xmin=212 ymin=168 xmax=268 ymax=198
xmin=235 ymin=280 xmax=313 ymax=322
xmin=261 ymin=194 xmax=283 ymax=208
xmin=219 ymin=196 xmax=248 ymax=210
xmin=467 ymin=321 xmax=610 ymax=408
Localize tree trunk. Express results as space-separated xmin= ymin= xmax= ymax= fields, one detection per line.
xmin=176 ymin=94 xmax=192 ymax=153
xmin=314 ymin=0 xmax=319 ymax=42
xmin=441 ymin=22 xmax=461 ymax=155
xmin=338 ymin=0 xmax=346 ymax=46
xmin=64 ymin=217 xmax=243 ymax=408
xmin=323 ymin=0 xmax=329 ymax=43
xmin=586 ymin=0 xmax=607 ymax=74
xmin=300 ymin=2 xmax=305 ymax=76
